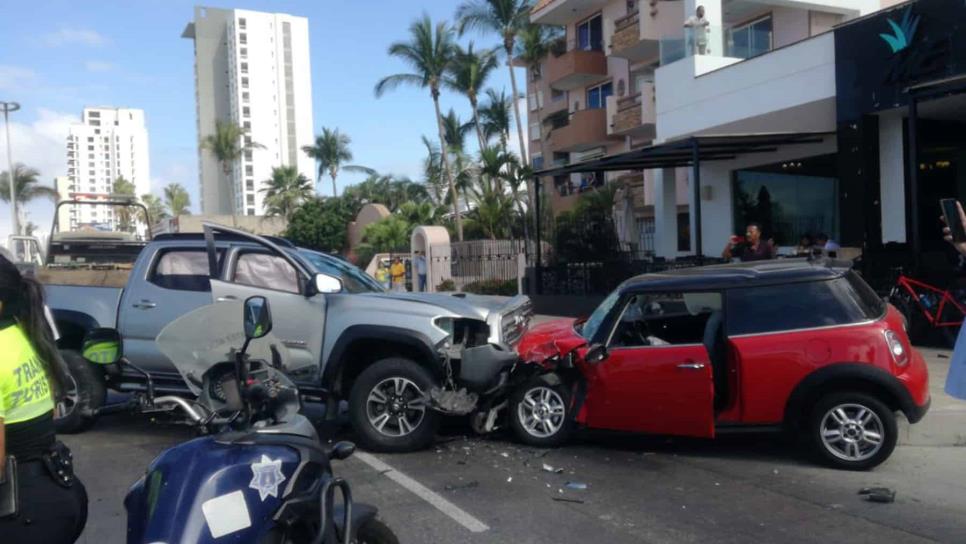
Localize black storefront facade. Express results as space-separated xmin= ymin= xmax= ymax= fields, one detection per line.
xmin=835 ymin=0 xmax=966 ymax=284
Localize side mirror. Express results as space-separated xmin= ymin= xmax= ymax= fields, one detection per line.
xmin=329 ymin=441 xmax=356 ymax=461
xmin=81 ymin=328 xmax=123 ymax=365
xmin=243 ymin=296 xmax=272 ymax=340
xmin=314 ymin=273 xmax=343 ymax=294
xmin=585 ymin=343 xmax=609 ymax=364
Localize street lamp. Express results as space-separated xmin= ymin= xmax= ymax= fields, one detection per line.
xmin=1 ymin=101 xmax=21 ymax=237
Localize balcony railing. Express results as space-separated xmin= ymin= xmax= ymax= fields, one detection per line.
xmin=545 ymin=108 xmax=613 ymax=153
xmin=607 ymin=83 xmax=656 ymax=138
xmin=546 ymin=38 xmax=607 ymax=91
xmin=660 ymin=25 xmax=774 ymax=65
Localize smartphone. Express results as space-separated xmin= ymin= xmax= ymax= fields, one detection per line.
xmin=941 ymin=198 xmax=966 ymax=243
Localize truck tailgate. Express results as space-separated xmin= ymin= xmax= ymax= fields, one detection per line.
xmin=45 ymin=284 xmax=123 ymax=329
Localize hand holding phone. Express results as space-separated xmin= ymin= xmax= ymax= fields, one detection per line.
xmin=940 ymin=198 xmax=966 ymax=244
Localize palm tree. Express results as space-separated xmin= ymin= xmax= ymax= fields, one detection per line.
xmin=260 ymin=165 xmax=314 ymax=220
xmin=111 ymin=176 xmax=137 ymax=232
xmin=140 ymin=193 xmax=169 ymax=226
xmin=200 ymin=120 xmax=263 ymax=213
xmin=420 ymin=136 xmax=447 ymax=205
xmin=361 ymin=215 xmax=412 ymax=253
xmin=445 ymin=43 xmax=499 ymax=150
xmin=441 ymin=109 xmax=474 ymax=155
xmin=163 ymin=183 xmax=191 ymax=217
xmin=478 ymin=89 xmax=513 ymax=152
xmin=0 ymin=164 xmax=58 ymax=234
xmin=301 ymin=127 xmax=373 ymax=197
xmin=375 ymin=15 xmax=463 ymax=240
xmin=456 ymin=0 xmax=532 ymax=166
xmin=398 ymin=200 xmax=447 ymax=226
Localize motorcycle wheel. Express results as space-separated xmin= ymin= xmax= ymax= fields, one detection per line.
xmin=354 ymin=519 xmax=399 ymax=544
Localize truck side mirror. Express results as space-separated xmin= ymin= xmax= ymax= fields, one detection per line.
xmin=243 ymin=296 xmax=272 ymax=340
xmin=585 ymin=343 xmax=609 ymax=364
xmin=314 ymin=273 xmax=342 ymax=294
xmin=81 ymin=328 xmax=123 ymax=365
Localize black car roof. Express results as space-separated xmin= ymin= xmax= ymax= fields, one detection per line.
xmin=618 ymin=258 xmax=853 ymax=294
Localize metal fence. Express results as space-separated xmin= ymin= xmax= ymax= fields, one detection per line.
xmin=532 ymin=255 xmax=726 ymax=296
xmin=431 ymin=240 xmax=528 ymax=294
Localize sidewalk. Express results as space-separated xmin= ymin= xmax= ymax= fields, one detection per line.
xmin=899 ymin=347 xmax=966 ymax=447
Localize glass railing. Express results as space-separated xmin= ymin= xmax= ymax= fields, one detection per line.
xmin=660 ymin=25 xmax=775 ymax=66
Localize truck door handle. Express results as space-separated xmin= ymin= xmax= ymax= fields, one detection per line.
xmin=216 ymin=295 xmax=238 ymax=302
xmin=677 ymin=363 xmax=706 ymax=370
xmin=132 ymin=300 xmax=157 ymax=310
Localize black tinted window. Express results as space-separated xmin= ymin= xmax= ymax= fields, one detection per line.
xmin=726 ymin=278 xmax=872 ymax=335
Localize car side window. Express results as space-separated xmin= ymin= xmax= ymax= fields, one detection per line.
xmin=609 ymin=292 xmax=721 ymax=348
xmin=726 ymin=278 xmax=870 ymax=335
xmin=149 ymin=249 xmax=222 ymax=292
xmin=233 ymin=251 xmax=300 ymax=294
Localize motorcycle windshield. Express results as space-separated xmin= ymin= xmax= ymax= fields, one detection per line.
xmin=156 ymin=301 xmax=290 ymax=395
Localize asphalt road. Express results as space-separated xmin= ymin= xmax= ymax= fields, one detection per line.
xmin=68 ymin=403 xmax=966 ymax=543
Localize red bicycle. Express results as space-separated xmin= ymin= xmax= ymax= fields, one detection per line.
xmin=888 ymin=268 xmax=966 ymax=346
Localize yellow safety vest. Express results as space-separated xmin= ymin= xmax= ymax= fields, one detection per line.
xmin=0 ymin=324 xmax=54 ymax=424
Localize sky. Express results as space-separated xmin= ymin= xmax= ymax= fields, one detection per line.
xmin=0 ymin=0 xmax=527 ymax=241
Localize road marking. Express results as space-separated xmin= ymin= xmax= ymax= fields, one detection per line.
xmin=354 ymin=451 xmax=490 ymax=533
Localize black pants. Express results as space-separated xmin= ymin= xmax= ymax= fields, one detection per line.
xmin=0 ymin=461 xmax=88 ymax=544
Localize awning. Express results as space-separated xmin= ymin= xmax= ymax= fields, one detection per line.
xmin=534 ymin=131 xmax=833 ymax=177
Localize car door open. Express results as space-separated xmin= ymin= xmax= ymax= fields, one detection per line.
xmin=581 ymin=291 xmax=719 ymax=438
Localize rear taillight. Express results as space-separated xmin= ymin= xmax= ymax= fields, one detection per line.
xmin=884 ymin=329 xmax=909 ymax=366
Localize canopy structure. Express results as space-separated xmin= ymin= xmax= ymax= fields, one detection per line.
xmin=530 ymin=131 xmax=833 ymax=276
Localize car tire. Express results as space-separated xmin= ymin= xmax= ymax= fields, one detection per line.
xmin=509 ymin=375 xmax=573 ymax=448
xmin=54 ymin=349 xmax=107 ymax=434
xmin=355 ymin=518 xmax=400 ymax=544
xmin=348 ymin=358 xmax=440 ymax=453
xmin=807 ymin=392 xmax=897 ymax=471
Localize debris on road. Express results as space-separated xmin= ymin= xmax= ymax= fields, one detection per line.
xmin=859 ymin=487 xmax=896 ymax=503
xmin=444 ymin=480 xmax=480 ymax=492
xmin=565 ymin=481 xmax=588 ymax=490
xmin=938 ymin=353 xmax=950 ymax=359
xmin=542 ymin=463 xmax=564 ymax=474
xmin=552 ymin=497 xmax=585 ymax=504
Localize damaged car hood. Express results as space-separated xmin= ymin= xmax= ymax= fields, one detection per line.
xmin=362 ymin=292 xmax=528 ymax=320
xmin=516 ymin=318 xmax=587 ymax=364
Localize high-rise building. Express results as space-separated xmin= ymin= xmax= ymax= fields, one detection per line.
xmin=182 ymin=6 xmax=315 ymax=216
xmin=62 ymin=107 xmax=150 ymax=232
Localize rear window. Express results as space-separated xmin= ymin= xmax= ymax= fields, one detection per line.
xmin=726 ymin=275 xmax=881 ymax=335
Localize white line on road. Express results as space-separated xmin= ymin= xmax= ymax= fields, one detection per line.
xmin=354 ymin=451 xmax=490 ymax=533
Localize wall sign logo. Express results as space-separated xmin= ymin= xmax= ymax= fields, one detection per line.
xmin=879 ymin=7 xmax=920 ymax=54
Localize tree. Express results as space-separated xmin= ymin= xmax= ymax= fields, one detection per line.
xmin=0 ymin=164 xmax=58 ymax=233
xmin=478 ymin=89 xmax=514 ymax=151
xmin=441 ymin=109 xmax=474 ymax=155
xmin=163 ymin=183 xmax=191 ymax=217
xmin=342 ymin=173 xmax=431 ymax=213
xmin=445 ymin=43 xmax=499 ymax=150
xmin=140 ymin=193 xmax=169 ymax=226
xmin=260 ymin=165 xmax=314 ymax=220
xmin=456 ymin=0 xmax=532 ymax=166
xmin=112 ymin=176 xmax=137 ymax=232
xmin=284 ymin=197 xmax=355 ymax=253
xmin=361 ymin=215 xmax=412 ymax=253
xmin=200 ymin=120 xmax=263 ymax=213
xmin=375 ymin=15 xmax=464 ymax=240
xmin=398 ymin=200 xmax=447 ymax=226
xmin=301 ymin=127 xmax=373 ymax=197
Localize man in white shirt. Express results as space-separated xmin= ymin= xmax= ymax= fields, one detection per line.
xmin=684 ymin=5 xmax=710 ymax=55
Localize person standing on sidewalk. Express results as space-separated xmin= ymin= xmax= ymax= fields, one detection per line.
xmin=414 ymin=251 xmax=427 ymax=292
xmin=390 ymin=257 xmax=406 ymax=292
xmin=941 ymin=201 xmax=966 ymax=399
xmin=0 ymin=255 xmax=88 ymax=543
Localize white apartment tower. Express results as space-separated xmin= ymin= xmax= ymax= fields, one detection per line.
xmin=182 ymin=6 xmax=315 ymax=216
xmin=61 ymin=107 xmax=150 ymax=232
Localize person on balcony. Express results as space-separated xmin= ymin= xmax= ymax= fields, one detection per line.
xmin=684 ymin=5 xmax=710 ymax=55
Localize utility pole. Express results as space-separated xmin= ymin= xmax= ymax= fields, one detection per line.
xmin=1 ymin=101 xmax=21 ymax=237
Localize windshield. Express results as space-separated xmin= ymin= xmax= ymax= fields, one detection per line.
xmin=579 ymin=289 xmax=622 ymax=341
xmin=295 ymin=249 xmax=384 ymax=293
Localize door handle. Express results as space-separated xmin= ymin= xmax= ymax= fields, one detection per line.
xmin=216 ymin=295 xmax=238 ymax=302
xmin=132 ymin=300 xmax=157 ymax=310
xmin=677 ymin=363 xmax=706 ymax=370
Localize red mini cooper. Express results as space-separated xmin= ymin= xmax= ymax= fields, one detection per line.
xmin=513 ymin=259 xmax=930 ymax=470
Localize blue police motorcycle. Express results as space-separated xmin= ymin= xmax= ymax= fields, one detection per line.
xmin=82 ymin=296 xmax=397 ymax=543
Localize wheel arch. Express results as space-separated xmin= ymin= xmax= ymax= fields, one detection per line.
xmin=783 ymin=363 xmax=920 ymax=429
xmin=323 ymin=325 xmax=440 ymax=397
xmin=52 ymin=309 xmax=100 ymax=351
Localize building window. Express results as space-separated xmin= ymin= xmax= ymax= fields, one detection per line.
xmin=246 ymin=194 xmax=255 ymax=205
xmin=238 ymin=17 xmax=246 ymax=29
xmin=551 ymin=88 xmax=566 ymax=102
xmin=240 ymin=47 xmax=248 ymax=59
xmin=577 ymin=14 xmax=603 ymax=51
xmin=728 ymin=16 xmax=773 ymax=59
xmin=532 ymin=154 xmax=544 ymax=170
xmin=88 ymin=111 xmax=100 ymax=118
xmin=239 ymin=32 xmax=247 ymax=45
xmin=241 ymin=77 xmax=249 ymax=89
xmin=88 ymin=137 xmax=94 ymax=142
xmin=243 ymin=121 xmax=251 ymax=129
xmin=529 ymin=122 xmax=541 ymax=141
xmin=240 ymin=62 xmax=248 ymax=74
xmin=244 ymin=150 xmax=253 ymax=161
xmin=89 ymin=120 xmax=100 ymax=126
xmin=245 ymin=165 xmax=253 ymax=176
xmin=586 ymin=82 xmax=613 ymax=109
xmin=242 ymin=106 xmax=250 ymax=117
xmin=677 ymin=212 xmax=691 ymax=251
xmin=247 ymin=208 xmax=255 ymax=216
xmin=246 ymin=179 xmax=254 ymax=191
xmin=242 ymin=92 xmax=250 ymax=102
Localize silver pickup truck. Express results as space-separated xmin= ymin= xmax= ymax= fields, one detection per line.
xmin=45 ymin=224 xmax=531 ymax=452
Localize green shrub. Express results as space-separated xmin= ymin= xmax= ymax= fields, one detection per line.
xmin=436 ymin=279 xmax=456 ymax=292
xmin=463 ymin=278 xmax=517 ymax=296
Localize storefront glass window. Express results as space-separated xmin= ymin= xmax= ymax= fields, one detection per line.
xmin=733 ymin=169 xmax=839 ymax=247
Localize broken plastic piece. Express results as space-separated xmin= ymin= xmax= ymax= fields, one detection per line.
xmin=552 ymin=497 xmax=585 ymax=504
xmin=542 ymin=463 xmax=564 ymax=474
xmin=565 ymin=482 xmax=588 ymax=490
xmin=858 ymin=487 xmax=896 ymax=503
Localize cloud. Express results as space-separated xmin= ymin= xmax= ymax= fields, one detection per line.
xmin=42 ymin=27 xmax=109 ymax=47
xmin=0 ymin=65 xmax=37 ymax=91
xmin=84 ymin=60 xmax=114 ymax=73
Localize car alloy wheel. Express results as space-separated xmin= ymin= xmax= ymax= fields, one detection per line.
xmin=819 ymin=403 xmax=886 ymax=462
xmin=365 ymin=377 xmax=427 ymax=438
xmin=517 ymin=385 xmax=566 ymax=438
xmin=55 ymin=373 xmax=80 ymax=420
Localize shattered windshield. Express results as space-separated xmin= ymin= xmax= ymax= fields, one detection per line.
xmin=578 ymin=289 xmax=621 ymax=341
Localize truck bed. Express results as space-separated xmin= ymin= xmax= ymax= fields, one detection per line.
xmin=38 ymin=268 xmax=131 ymax=288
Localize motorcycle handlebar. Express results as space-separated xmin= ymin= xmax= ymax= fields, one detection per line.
xmin=153 ymin=395 xmax=206 ymax=423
